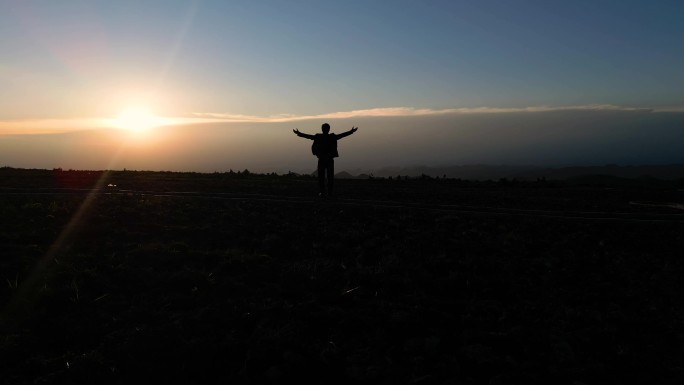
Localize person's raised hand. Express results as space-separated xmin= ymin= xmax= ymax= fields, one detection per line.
xmin=293 ymin=128 xmax=300 ymax=135
xmin=351 ymin=126 xmax=358 ymax=133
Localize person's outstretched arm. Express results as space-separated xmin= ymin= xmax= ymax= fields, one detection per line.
xmin=293 ymin=128 xmax=315 ymax=140
xmin=336 ymin=126 xmax=358 ymax=139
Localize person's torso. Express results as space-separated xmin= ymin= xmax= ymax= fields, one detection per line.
xmin=314 ymin=134 xmax=339 ymax=158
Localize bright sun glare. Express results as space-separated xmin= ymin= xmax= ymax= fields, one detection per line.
xmin=114 ymin=106 xmax=162 ymax=134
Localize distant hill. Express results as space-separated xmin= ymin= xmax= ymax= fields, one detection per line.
xmin=334 ymin=171 xmax=355 ymax=179
xmin=518 ymin=164 xmax=684 ymax=180
xmin=308 ymin=170 xmax=370 ymax=179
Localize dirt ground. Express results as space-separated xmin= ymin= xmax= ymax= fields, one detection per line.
xmin=1 ymin=168 xmax=683 ymax=384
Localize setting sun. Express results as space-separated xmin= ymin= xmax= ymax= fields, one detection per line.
xmin=113 ymin=106 xmax=164 ymax=134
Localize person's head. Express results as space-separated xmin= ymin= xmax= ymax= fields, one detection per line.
xmin=321 ymin=123 xmax=330 ymax=134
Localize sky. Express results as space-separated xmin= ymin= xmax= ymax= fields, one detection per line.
xmin=1 ymin=0 xmax=683 ymax=173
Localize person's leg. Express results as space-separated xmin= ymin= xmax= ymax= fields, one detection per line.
xmin=327 ymin=159 xmax=335 ymax=196
xmin=317 ymin=158 xmax=325 ymax=195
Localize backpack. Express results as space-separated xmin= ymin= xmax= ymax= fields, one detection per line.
xmin=311 ymin=139 xmax=321 ymax=156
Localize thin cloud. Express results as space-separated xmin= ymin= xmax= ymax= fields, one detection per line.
xmin=0 ymin=116 xmax=186 ymax=135
xmin=0 ymin=104 xmax=675 ymax=135
xmin=651 ymin=106 xmax=684 ymax=113
xmin=0 ymin=118 xmax=109 ymax=135
xmin=191 ymin=104 xmax=657 ymax=123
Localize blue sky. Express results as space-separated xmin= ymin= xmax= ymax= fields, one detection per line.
xmin=1 ymin=0 xmax=683 ymax=171
xmin=3 ymin=0 xmax=683 ymax=118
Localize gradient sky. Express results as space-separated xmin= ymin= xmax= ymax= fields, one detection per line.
xmin=1 ymin=0 xmax=683 ymax=172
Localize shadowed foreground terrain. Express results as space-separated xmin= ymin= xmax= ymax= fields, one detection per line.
xmin=1 ymin=168 xmax=683 ymax=384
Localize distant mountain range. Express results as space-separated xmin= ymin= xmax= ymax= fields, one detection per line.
xmin=337 ymin=164 xmax=684 ymax=181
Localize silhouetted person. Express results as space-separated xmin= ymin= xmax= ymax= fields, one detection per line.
xmin=293 ymin=123 xmax=358 ymax=197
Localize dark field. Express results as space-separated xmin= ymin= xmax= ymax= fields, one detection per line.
xmin=1 ymin=168 xmax=683 ymax=384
